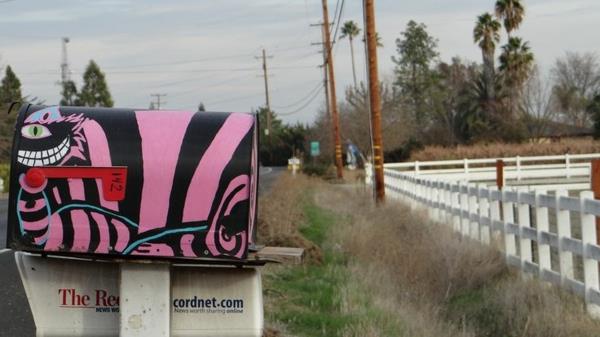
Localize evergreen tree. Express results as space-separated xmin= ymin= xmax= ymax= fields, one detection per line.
xmin=0 ymin=65 xmax=22 ymax=162
xmin=78 ymin=60 xmax=114 ymax=107
xmin=0 ymin=65 xmax=22 ymax=104
xmin=392 ymin=20 xmax=439 ymax=131
xmin=60 ymin=80 xmax=79 ymax=106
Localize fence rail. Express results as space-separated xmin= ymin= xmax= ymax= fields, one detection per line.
xmin=366 ymin=153 xmax=600 ymax=316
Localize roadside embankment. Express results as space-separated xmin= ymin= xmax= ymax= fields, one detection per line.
xmin=260 ymin=173 xmax=600 ymax=337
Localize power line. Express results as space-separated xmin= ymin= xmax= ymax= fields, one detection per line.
xmin=278 ymin=83 xmax=324 ymax=116
xmin=272 ymin=82 xmax=323 ymax=109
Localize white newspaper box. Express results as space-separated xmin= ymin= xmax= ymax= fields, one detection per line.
xmin=16 ymin=253 xmax=263 ymax=337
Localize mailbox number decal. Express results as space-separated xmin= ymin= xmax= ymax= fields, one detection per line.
xmin=13 ymin=106 xmax=255 ymax=259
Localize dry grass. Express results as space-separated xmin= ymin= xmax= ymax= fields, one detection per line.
xmin=259 ymin=173 xmax=600 ymax=336
xmin=315 ymin=183 xmax=600 ymax=337
xmin=410 ymin=138 xmax=600 ymax=162
xmin=257 ymin=173 xmax=322 ymax=263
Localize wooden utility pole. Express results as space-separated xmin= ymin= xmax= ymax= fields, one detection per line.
xmin=364 ymin=0 xmax=385 ymax=202
xmin=259 ymin=48 xmax=272 ymax=137
xmin=321 ymin=0 xmax=344 ymax=179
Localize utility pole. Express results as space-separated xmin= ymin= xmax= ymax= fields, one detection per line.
xmin=60 ymin=37 xmax=70 ymax=84
xmin=256 ymin=49 xmax=273 ymax=137
xmin=310 ymin=23 xmax=331 ymax=118
xmin=150 ymin=93 xmax=167 ymax=110
xmin=321 ymin=0 xmax=344 ymax=179
xmin=364 ymin=0 xmax=385 ymax=203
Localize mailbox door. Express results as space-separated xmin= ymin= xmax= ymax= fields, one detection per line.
xmin=8 ymin=105 xmax=258 ymax=260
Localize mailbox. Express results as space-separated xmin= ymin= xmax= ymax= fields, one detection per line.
xmin=6 ymin=105 xmax=259 ymax=261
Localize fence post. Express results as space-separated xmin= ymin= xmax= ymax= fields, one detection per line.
xmin=460 ymin=182 xmax=470 ymax=237
xmin=565 ymin=153 xmax=571 ymax=179
xmin=555 ymin=190 xmax=574 ymax=285
xmin=580 ymin=191 xmax=600 ymax=316
xmin=535 ymin=190 xmax=551 ymax=279
xmin=502 ymin=187 xmax=517 ymax=261
xmin=489 ymin=186 xmax=501 ymax=248
xmin=451 ymin=183 xmax=461 ymax=233
xmin=518 ymin=192 xmax=533 ymax=277
xmin=516 ymin=155 xmax=521 ymax=181
xmin=479 ymin=186 xmax=490 ymax=244
xmin=445 ymin=183 xmax=453 ymax=226
xmin=463 ymin=158 xmax=469 ymax=181
xmin=469 ymin=184 xmax=479 ymax=240
xmin=415 ymin=161 xmax=420 ymax=176
xmin=496 ymin=160 xmax=504 ymax=190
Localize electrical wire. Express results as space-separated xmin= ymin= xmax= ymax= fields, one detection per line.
xmin=272 ymin=81 xmax=323 ymax=109
xmin=331 ymin=0 xmax=346 ymax=45
xmin=278 ymin=83 xmax=324 ymax=116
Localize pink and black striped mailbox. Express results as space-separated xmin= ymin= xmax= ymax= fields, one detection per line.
xmin=7 ymin=105 xmax=259 ymax=261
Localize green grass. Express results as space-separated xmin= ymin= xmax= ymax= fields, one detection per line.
xmin=264 ymin=192 xmax=403 ymax=337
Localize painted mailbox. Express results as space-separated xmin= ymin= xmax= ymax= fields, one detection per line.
xmin=6 ymin=105 xmax=259 ymax=260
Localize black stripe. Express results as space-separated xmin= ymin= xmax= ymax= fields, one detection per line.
xmin=60 ymin=210 xmax=74 ymax=250
xmin=87 ymin=210 xmax=100 ymax=252
xmin=167 ymin=112 xmax=230 ymax=227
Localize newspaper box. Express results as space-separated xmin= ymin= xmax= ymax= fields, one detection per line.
xmin=6 ymin=104 xmax=264 ymax=337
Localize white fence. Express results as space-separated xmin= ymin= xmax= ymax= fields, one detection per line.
xmin=377 ymin=153 xmax=600 ymax=192
xmin=366 ymin=153 xmax=600 ymax=315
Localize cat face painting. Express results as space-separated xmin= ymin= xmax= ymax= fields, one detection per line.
xmin=8 ymin=105 xmax=259 ymax=261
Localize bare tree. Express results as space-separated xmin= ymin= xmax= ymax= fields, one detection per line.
xmin=520 ymin=65 xmax=558 ymax=140
xmin=551 ymin=52 xmax=600 ymax=127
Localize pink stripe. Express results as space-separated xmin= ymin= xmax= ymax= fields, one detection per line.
xmin=52 ymin=187 xmax=62 ymax=204
xmin=111 ymin=219 xmax=130 ymax=252
xmin=44 ymin=213 xmax=64 ymax=251
xmin=136 ymin=111 xmax=194 ymax=233
xmin=91 ymin=212 xmax=110 ymax=253
xmin=82 ymin=121 xmax=118 ymax=211
xmin=71 ymin=210 xmax=90 ymax=252
xmin=180 ymin=234 xmax=196 ymax=257
xmin=205 ymin=175 xmax=249 ymax=257
xmin=183 ymin=113 xmax=254 ymax=222
xmin=21 ymin=217 xmax=50 ymax=232
xmin=68 ymin=178 xmax=85 ymax=200
xmin=18 ymin=199 xmax=46 ymax=212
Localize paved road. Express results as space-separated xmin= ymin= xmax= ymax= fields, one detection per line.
xmin=0 ymin=167 xmax=283 ymax=336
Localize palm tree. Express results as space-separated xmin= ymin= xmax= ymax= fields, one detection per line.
xmin=495 ymin=0 xmax=525 ymax=37
xmin=499 ymin=37 xmax=534 ymax=117
xmin=473 ymin=13 xmax=501 ymax=99
xmin=340 ymin=20 xmax=361 ymax=88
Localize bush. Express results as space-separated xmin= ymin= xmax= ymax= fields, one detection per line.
xmin=0 ymin=163 xmax=9 ymax=193
xmin=302 ymin=163 xmax=331 ymax=177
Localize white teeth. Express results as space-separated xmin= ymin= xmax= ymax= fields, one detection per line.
xmin=18 ymin=137 xmax=70 ymax=167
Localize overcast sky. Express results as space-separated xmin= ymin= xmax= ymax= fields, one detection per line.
xmin=0 ymin=0 xmax=598 ymax=124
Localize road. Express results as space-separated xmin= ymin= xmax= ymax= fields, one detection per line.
xmin=0 ymin=167 xmax=283 ymax=336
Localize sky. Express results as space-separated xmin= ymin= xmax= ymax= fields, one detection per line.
xmin=0 ymin=0 xmax=598 ymax=125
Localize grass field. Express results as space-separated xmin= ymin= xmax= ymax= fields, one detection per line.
xmin=259 ymin=173 xmax=600 ymax=337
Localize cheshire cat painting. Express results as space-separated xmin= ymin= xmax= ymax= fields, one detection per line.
xmin=6 ymin=105 xmax=259 ymax=260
